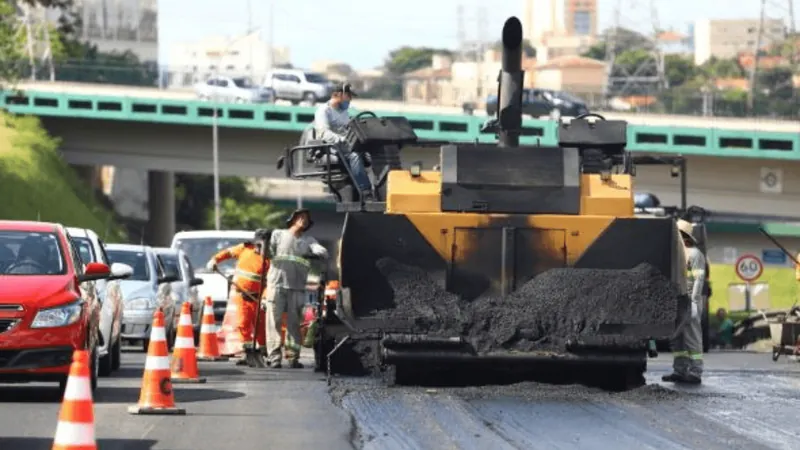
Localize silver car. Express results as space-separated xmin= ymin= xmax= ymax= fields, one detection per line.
xmin=67 ymin=227 xmax=134 ymax=376
xmin=154 ymin=248 xmax=204 ymax=339
xmin=194 ymin=75 xmax=275 ymax=104
xmin=105 ymin=244 xmax=179 ymax=352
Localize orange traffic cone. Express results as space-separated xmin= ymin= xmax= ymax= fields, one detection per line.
xmin=218 ymin=296 xmax=243 ymax=357
xmin=198 ymin=296 xmax=227 ymax=361
xmin=128 ymin=309 xmax=186 ymax=415
xmin=171 ymin=302 xmax=206 ymax=384
xmin=52 ymin=350 xmax=96 ymax=450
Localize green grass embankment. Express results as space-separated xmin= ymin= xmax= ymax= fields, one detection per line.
xmin=709 ymin=263 xmax=797 ymax=327
xmin=0 ymin=113 xmax=125 ymax=240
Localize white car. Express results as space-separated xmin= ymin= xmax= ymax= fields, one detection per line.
xmin=263 ymin=68 xmax=334 ymax=104
xmin=66 ymin=227 xmax=134 ymax=376
xmin=106 ymin=244 xmax=179 ymax=351
xmin=170 ymin=230 xmax=254 ymax=323
xmin=194 ymin=75 xmax=274 ymax=104
xmin=154 ymin=247 xmax=204 ymax=337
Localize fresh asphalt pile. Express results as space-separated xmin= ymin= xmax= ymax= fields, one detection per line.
xmin=369 ymin=258 xmax=680 ymax=354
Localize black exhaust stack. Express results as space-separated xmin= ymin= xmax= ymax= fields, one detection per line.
xmin=497 ymin=17 xmax=525 ymax=148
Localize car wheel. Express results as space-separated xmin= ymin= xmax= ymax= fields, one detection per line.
xmin=235 ymin=97 xmax=246 ymax=104
xmin=303 ymin=92 xmax=318 ymax=104
xmin=90 ymin=346 xmax=99 ymax=392
xmin=290 ymin=100 xmax=300 ymax=105
xmin=99 ymin=345 xmax=113 ymax=377
xmin=111 ymin=336 xmax=122 ymax=371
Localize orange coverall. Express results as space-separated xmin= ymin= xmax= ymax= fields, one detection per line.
xmin=213 ymin=243 xmax=269 ymax=346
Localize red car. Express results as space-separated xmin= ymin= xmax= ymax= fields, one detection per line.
xmin=0 ymin=221 xmax=111 ymax=393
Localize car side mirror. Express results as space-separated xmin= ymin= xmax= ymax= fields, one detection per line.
xmin=78 ymin=262 xmax=111 ymax=282
xmin=109 ymin=262 xmax=133 ymax=280
xmin=190 ymin=278 xmax=204 ymax=287
xmin=158 ymin=270 xmax=180 ymax=284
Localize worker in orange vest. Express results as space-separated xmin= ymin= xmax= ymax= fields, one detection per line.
xmin=206 ymin=229 xmax=272 ymax=362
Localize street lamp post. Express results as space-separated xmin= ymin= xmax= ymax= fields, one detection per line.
xmin=210 ymin=29 xmax=262 ymax=230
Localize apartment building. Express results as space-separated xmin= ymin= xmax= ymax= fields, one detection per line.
xmin=166 ymin=31 xmax=291 ymax=87
xmin=522 ymin=0 xmax=598 ymax=46
xmin=694 ymin=18 xmax=786 ymax=65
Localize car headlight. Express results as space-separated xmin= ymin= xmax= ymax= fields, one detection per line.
xmin=31 ymin=300 xmax=83 ymax=328
xmin=126 ymin=297 xmax=157 ymax=310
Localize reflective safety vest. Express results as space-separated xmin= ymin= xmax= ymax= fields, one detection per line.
xmin=214 ymin=243 xmax=270 ymax=295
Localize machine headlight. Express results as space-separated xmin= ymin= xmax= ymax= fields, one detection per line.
xmin=126 ymin=297 xmax=157 ymax=310
xmin=31 ymin=300 xmax=83 ymax=328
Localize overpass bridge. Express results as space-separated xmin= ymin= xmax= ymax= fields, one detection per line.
xmin=2 ymin=85 xmax=800 ymax=249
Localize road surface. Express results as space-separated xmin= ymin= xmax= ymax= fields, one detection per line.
xmin=1 ymin=350 xmax=798 ymax=449
xmin=13 ymin=81 xmax=800 ymax=133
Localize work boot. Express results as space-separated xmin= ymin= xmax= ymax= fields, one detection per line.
xmin=662 ymin=373 xmax=701 ymax=384
xmin=268 ymin=359 xmax=282 ymax=369
xmin=286 ymin=360 xmax=304 ymax=369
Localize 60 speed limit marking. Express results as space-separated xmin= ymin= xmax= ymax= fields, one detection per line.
xmin=735 ymin=254 xmax=763 ymax=282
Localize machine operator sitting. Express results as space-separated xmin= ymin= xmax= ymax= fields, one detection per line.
xmin=305 ymin=83 xmax=374 ymax=201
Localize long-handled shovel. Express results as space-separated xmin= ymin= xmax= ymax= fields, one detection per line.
xmin=214 ymin=267 xmax=267 ymax=368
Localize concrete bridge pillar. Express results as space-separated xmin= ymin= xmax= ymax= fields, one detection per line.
xmin=146 ymin=170 xmax=175 ymax=246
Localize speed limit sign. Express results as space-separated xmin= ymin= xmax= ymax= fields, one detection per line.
xmin=735 ymin=254 xmax=763 ymax=282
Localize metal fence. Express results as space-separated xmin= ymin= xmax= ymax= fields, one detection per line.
xmin=15 ymin=60 xmax=800 ymax=120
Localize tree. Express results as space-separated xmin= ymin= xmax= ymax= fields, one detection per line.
xmin=174 ymin=175 xmax=252 ymax=230
xmin=664 ymin=54 xmax=697 ymax=88
xmin=0 ymin=0 xmax=24 ymax=87
xmin=697 ymin=57 xmax=743 ymax=80
xmin=364 ymin=46 xmax=453 ymax=100
xmin=207 ymin=198 xmax=286 ymax=231
xmin=384 ymin=47 xmax=453 ymax=75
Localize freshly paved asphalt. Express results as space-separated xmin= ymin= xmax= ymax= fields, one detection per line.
xmin=1 ymin=349 xmax=798 ymax=450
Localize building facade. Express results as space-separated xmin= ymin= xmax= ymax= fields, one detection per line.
xmin=694 ymin=18 xmax=786 ymax=65
xmin=522 ymin=0 xmax=598 ymax=47
xmin=74 ymin=0 xmax=158 ymax=62
xmin=166 ymin=32 xmax=291 ymax=87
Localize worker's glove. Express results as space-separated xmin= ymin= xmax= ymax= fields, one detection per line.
xmin=690 ymin=302 xmax=700 ymax=319
xmin=205 ymin=260 xmax=217 ymax=272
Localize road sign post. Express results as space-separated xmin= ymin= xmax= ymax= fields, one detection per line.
xmin=735 ymin=254 xmax=764 ymax=311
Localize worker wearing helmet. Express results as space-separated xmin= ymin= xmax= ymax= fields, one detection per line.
xmin=262 ymin=209 xmax=328 ymax=368
xmin=663 ymin=219 xmax=706 ymax=384
xmin=307 ymin=83 xmax=374 ymax=201
xmin=206 ymin=229 xmax=272 ymax=361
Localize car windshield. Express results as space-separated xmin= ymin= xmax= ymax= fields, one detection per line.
xmin=304 ymin=72 xmax=328 ymax=84
xmin=232 ymin=77 xmax=252 ymax=88
xmin=158 ymin=253 xmax=182 ymax=278
xmin=0 ymin=230 xmax=65 ymax=275
xmin=71 ymin=237 xmax=96 ymax=263
xmin=106 ymin=249 xmax=150 ymax=282
xmin=174 ymin=237 xmax=250 ymax=273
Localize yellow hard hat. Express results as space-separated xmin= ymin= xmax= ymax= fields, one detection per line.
xmin=676 ymin=219 xmax=697 ymax=244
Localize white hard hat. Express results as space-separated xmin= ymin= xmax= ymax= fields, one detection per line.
xmin=676 ymin=219 xmax=697 ymax=244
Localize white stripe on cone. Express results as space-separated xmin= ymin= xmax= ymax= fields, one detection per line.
xmin=144 ymin=355 xmax=170 ymax=371
xmin=174 ymin=337 xmax=194 ymax=349
xmin=53 ymin=422 xmax=96 ymax=446
xmin=150 ymin=326 xmax=166 ymax=342
xmin=179 ymin=314 xmax=192 ymax=326
xmin=201 ymin=324 xmax=216 ymax=333
xmin=325 ymin=289 xmax=336 ymax=296
xmin=62 ymin=376 xmax=92 ymax=401
xmin=203 ymin=305 xmax=213 ymax=316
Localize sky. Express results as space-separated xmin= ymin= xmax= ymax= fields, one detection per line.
xmin=157 ymin=0 xmax=800 ymax=70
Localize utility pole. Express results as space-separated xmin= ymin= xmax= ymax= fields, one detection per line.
xmin=604 ymin=0 xmax=666 ymax=104
xmin=477 ymin=5 xmax=487 ymax=101
xmin=749 ymin=0 xmax=797 ymax=116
